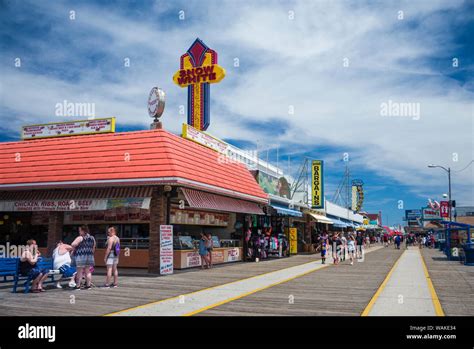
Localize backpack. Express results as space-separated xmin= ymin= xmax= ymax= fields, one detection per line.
xmin=113 ymin=238 xmax=120 ymax=256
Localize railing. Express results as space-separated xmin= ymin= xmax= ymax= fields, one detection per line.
xmin=95 ymin=237 xmax=150 ymax=249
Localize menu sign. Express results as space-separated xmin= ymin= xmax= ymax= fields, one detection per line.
xmin=186 ymin=251 xmax=202 ymax=268
xmin=160 ymin=225 xmax=173 ymax=275
xmin=182 ymin=123 xmax=228 ymax=154
xmin=169 ymin=207 xmax=229 ymax=226
xmin=0 ymin=198 xmax=151 ymax=212
xmin=21 ymin=117 xmax=115 ymax=140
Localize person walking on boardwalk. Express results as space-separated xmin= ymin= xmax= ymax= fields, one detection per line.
xmin=71 ymin=225 xmax=96 ymax=290
xmin=340 ymin=233 xmax=347 ymax=261
xmin=319 ymin=232 xmax=329 ymax=264
xmin=103 ymin=226 xmax=120 ymax=288
xmin=356 ymin=232 xmax=364 ymax=259
xmin=383 ymin=233 xmax=389 ymax=247
xmin=347 ymin=234 xmax=356 ymax=265
xmin=331 ymin=233 xmax=341 ymax=265
xmin=394 ymin=234 xmax=401 ymax=250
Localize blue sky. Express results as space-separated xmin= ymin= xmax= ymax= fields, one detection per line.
xmin=1 ymin=0 xmax=473 ymax=226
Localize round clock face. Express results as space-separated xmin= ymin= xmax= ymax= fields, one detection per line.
xmin=148 ymin=87 xmax=165 ymax=118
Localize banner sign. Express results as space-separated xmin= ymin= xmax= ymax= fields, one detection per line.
xmin=351 ymin=179 xmax=364 ymax=212
xmin=440 ymin=201 xmax=450 ymax=218
xmin=257 ymin=171 xmax=291 ymax=198
xmin=160 ymin=225 xmax=174 ymax=275
xmin=422 ymin=207 xmax=441 ymax=221
xmin=288 ymin=227 xmax=297 ymax=254
xmin=311 ymin=160 xmax=324 ymax=209
xmin=405 ymin=209 xmax=422 ymax=221
xmin=182 ymin=123 xmax=228 ymax=153
xmin=0 ymin=198 xmax=151 ymax=212
xmin=21 ymin=117 xmax=115 ymax=140
xmin=173 ymin=38 xmax=226 ymax=131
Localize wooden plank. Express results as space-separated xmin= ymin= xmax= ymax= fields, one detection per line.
xmin=199 ymin=247 xmax=403 ymax=316
xmin=421 ymin=248 xmax=474 ymax=316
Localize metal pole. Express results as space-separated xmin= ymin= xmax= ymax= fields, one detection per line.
xmin=448 ymin=167 xmax=452 ymax=223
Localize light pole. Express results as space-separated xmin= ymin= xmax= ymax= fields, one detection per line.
xmin=428 ymin=164 xmax=452 ymax=222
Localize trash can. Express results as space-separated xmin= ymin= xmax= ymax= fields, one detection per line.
xmin=462 ymin=243 xmax=474 ymax=266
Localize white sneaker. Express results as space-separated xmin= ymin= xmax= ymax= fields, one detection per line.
xmin=68 ymin=281 xmax=77 ymax=288
xmin=56 ymin=283 xmax=63 ymax=289
xmin=350 ymin=261 xmax=354 ymax=265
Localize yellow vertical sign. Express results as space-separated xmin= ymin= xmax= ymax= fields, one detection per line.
xmin=289 ymin=227 xmax=297 ymax=254
xmin=311 ymin=160 xmax=324 ymax=209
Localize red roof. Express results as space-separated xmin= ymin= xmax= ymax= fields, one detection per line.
xmin=0 ymin=129 xmax=268 ymax=203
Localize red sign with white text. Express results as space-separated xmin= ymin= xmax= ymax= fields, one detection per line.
xmin=440 ymin=201 xmax=450 ymax=218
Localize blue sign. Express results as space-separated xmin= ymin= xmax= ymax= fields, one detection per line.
xmin=405 ymin=209 xmax=422 ymax=221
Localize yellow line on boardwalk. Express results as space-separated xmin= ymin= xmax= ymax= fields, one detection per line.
xmin=361 ymin=249 xmax=405 ymax=316
xmin=418 ymin=248 xmax=445 ymax=316
xmin=104 ymin=259 xmax=319 ymax=316
xmin=184 ymin=264 xmax=330 ymax=316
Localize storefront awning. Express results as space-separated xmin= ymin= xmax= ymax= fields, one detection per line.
xmin=305 ymin=211 xmax=334 ymax=224
xmin=329 ymin=217 xmax=348 ymax=228
xmin=182 ymin=188 xmax=264 ymax=215
xmin=271 ymin=204 xmax=303 ymax=217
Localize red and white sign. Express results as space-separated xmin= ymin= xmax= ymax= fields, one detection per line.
xmin=159 ymin=225 xmax=173 ymax=275
xmin=226 ymin=248 xmax=240 ymax=262
xmin=440 ymin=201 xmax=450 ymax=218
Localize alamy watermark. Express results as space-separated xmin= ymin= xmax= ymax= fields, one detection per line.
xmin=55 ymin=99 xmax=96 ymax=118
xmin=380 ymin=99 xmax=420 ymax=120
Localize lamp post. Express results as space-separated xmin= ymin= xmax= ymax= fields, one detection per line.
xmin=428 ymin=164 xmax=452 ymax=222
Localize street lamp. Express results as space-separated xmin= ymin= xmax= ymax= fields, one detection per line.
xmin=428 ymin=164 xmax=452 ymax=222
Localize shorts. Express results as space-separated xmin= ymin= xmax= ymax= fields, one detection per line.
xmin=59 ymin=264 xmax=76 ymax=278
xmin=73 ymin=254 xmax=95 ymax=268
xmin=25 ymin=268 xmax=49 ymax=281
xmin=106 ymin=255 xmax=119 ymax=266
xmin=321 ymin=250 xmax=327 ymax=257
xmin=348 ymin=246 xmax=355 ymax=253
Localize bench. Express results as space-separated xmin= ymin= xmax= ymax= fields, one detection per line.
xmin=0 ymin=258 xmax=18 ymax=283
xmin=12 ymin=257 xmax=57 ymax=293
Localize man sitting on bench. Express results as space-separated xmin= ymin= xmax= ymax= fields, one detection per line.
xmin=20 ymin=240 xmax=50 ymax=293
xmin=52 ymin=240 xmax=77 ymax=289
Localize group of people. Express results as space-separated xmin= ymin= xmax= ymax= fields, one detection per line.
xmin=316 ymin=231 xmax=368 ymax=266
xmin=19 ymin=225 xmax=121 ymax=293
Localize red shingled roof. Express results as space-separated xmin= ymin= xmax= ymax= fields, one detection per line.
xmin=0 ymin=129 xmax=268 ymax=203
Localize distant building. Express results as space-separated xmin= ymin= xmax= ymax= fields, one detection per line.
xmin=455 ymin=206 xmax=474 ymax=225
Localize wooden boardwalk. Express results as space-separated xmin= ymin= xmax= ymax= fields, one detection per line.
xmin=199 ymin=247 xmax=403 ymax=316
xmin=0 ymin=245 xmax=399 ymax=316
xmin=421 ymin=247 xmax=474 ymax=316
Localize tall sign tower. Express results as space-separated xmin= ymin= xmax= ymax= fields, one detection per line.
xmin=173 ymin=38 xmax=226 ymax=131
